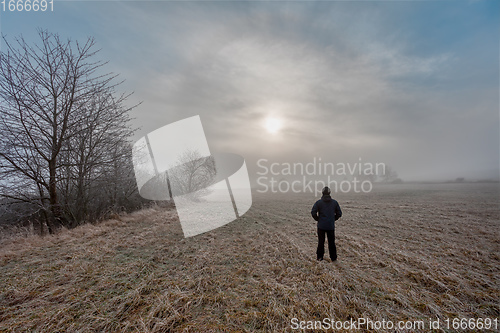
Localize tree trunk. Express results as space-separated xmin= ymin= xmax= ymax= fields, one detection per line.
xmin=48 ymin=158 xmax=65 ymax=232
xmin=40 ymin=209 xmax=49 ymax=236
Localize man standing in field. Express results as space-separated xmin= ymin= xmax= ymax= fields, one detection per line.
xmin=311 ymin=186 xmax=342 ymax=262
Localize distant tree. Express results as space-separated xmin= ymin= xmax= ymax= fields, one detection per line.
xmin=168 ymin=150 xmax=216 ymax=201
xmin=357 ymin=172 xmax=377 ymax=183
xmin=0 ymin=30 xmax=137 ymax=234
xmin=380 ymin=165 xmax=401 ymax=183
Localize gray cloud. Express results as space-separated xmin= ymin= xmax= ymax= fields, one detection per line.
xmin=4 ymin=1 xmax=498 ymax=181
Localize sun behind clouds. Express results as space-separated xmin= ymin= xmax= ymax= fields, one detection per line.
xmin=264 ymin=117 xmax=282 ymax=134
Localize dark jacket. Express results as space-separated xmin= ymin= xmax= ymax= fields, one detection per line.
xmin=311 ymin=195 xmax=342 ymax=231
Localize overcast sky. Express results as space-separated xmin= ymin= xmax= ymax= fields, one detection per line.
xmin=2 ymin=0 xmax=499 ymax=181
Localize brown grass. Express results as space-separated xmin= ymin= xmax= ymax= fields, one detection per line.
xmin=0 ymin=183 xmax=498 ymax=332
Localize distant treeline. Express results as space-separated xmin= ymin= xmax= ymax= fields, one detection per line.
xmin=0 ymin=30 xmax=147 ymax=235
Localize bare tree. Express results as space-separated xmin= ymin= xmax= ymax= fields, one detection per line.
xmin=380 ymin=165 xmax=402 ymax=183
xmin=168 ymin=150 xmax=216 ymax=201
xmin=0 ymin=30 xmax=137 ymax=233
xmin=58 ymin=90 xmax=135 ymax=225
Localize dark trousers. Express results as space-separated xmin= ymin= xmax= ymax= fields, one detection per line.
xmin=317 ymin=228 xmax=337 ymax=261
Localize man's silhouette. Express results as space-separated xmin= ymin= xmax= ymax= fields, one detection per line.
xmin=311 ymin=186 xmax=342 ymax=261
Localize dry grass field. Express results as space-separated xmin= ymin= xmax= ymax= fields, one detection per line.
xmin=0 ymin=183 xmax=498 ymax=332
